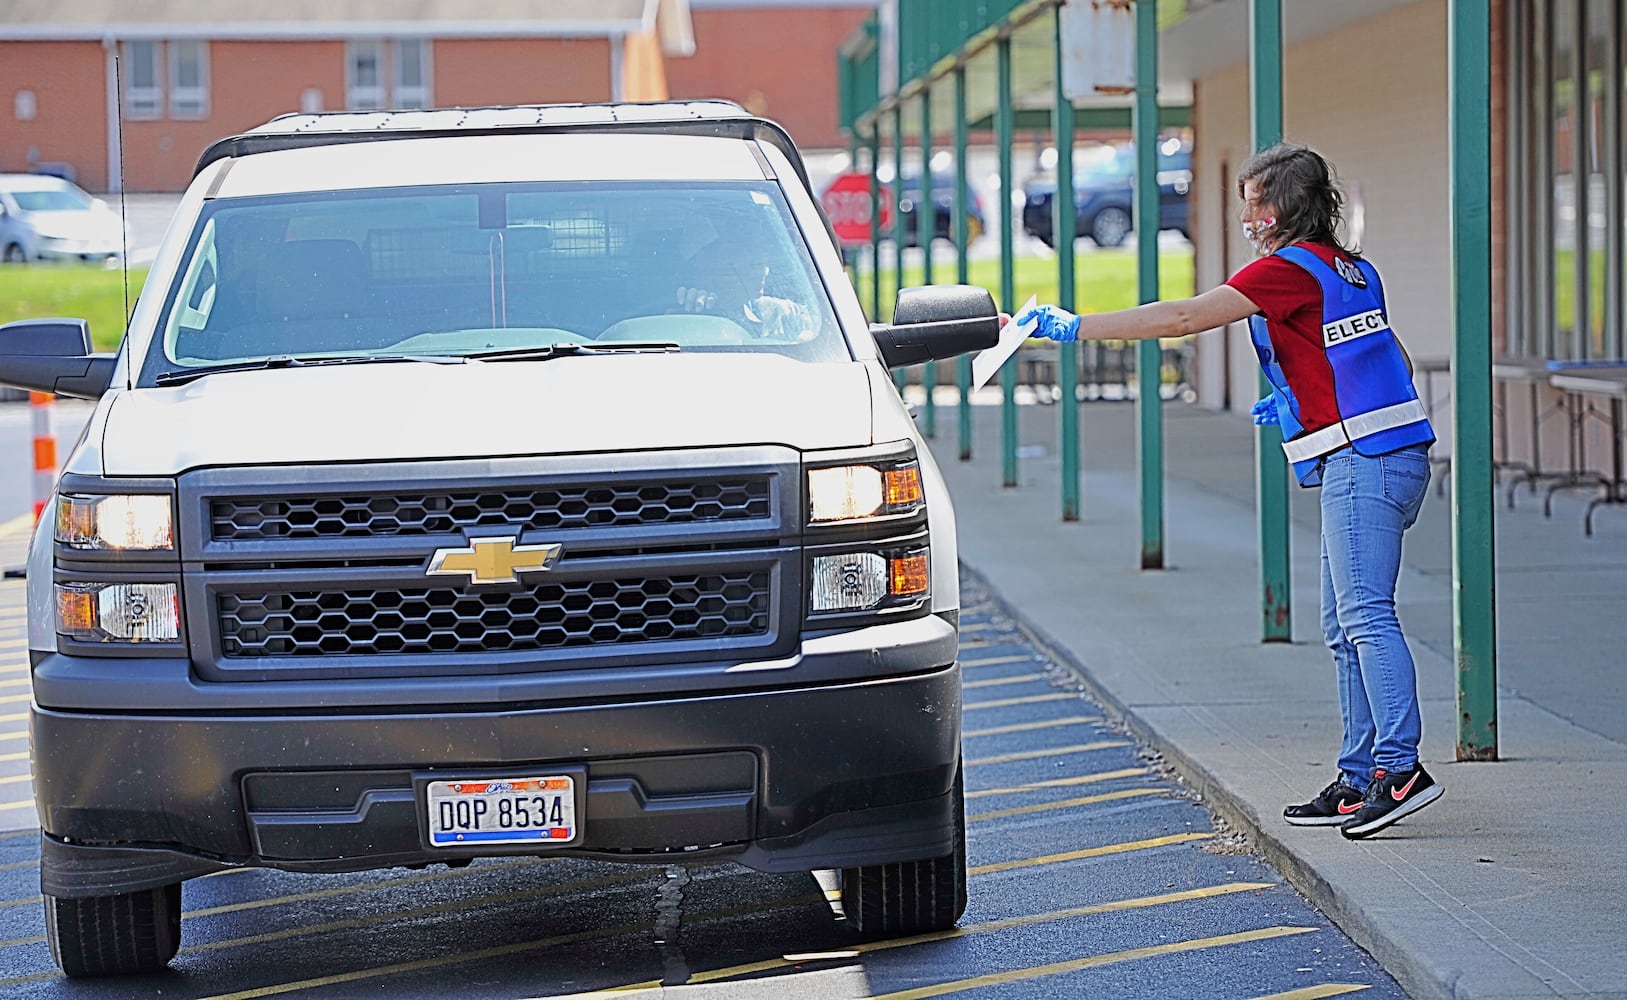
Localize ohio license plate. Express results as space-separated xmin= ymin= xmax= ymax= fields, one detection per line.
xmin=425 ymin=775 xmax=577 ymax=848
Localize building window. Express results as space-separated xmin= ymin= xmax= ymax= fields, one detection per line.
xmin=169 ymin=40 xmax=210 ymax=120
xmin=122 ymin=41 xmax=163 ymax=120
xmin=394 ymin=40 xmax=431 ymax=109
xmin=348 ymin=40 xmax=432 ymax=110
xmin=1510 ymin=0 xmax=1623 ymax=360
xmin=347 ymin=41 xmax=385 ymax=109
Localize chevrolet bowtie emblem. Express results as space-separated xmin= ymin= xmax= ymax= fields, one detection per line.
xmin=426 ymin=536 xmax=564 ymax=585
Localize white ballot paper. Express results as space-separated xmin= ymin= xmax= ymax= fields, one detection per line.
xmin=970 ymin=294 xmax=1039 ymax=393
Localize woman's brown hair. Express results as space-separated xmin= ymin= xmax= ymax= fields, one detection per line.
xmin=1236 ymin=142 xmax=1355 ymax=254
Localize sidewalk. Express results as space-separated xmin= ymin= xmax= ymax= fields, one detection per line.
xmin=924 ymin=396 xmax=1627 ymax=1000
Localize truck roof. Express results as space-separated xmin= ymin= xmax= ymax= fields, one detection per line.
xmin=195 ymin=100 xmax=814 ymax=194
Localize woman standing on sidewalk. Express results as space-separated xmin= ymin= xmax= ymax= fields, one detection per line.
xmin=1021 ymin=142 xmax=1443 ymax=840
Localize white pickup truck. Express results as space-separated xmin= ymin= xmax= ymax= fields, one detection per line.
xmin=0 ymin=100 xmax=998 ymax=977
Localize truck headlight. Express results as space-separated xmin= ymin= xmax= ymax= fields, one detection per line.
xmin=56 ymin=494 xmax=175 ymax=551
xmin=810 ymin=547 xmax=930 ymax=613
xmin=56 ymin=582 xmax=181 ymax=642
xmin=807 ymin=461 xmax=923 ymax=524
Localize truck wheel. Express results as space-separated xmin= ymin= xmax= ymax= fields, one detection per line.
xmin=2 ymin=243 xmax=25 ymax=264
xmin=45 ymin=883 xmax=182 ymax=977
xmin=1090 ymin=207 xmax=1132 ymax=248
xmin=841 ymin=764 xmax=967 ymax=937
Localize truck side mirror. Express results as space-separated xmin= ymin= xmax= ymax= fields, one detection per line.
xmin=870 ymin=285 xmax=1000 ymax=369
xmin=0 ymin=318 xmax=116 ymax=399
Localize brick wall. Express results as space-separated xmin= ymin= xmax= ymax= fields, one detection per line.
xmin=0 ymin=41 xmax=109 ymax=190
xmin=663 ymin=6 xmax=870 ymax=150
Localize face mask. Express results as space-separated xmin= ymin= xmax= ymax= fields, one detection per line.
xmin=1242 ymin=217 xmax=1276 ymax=251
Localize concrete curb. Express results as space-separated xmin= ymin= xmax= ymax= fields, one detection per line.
xmin=958 ymin=558 xmax=1458 ymax=1000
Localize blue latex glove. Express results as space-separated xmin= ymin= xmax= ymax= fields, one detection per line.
xmin=1015 ymin=304 xmax=1081 ymax=343
xmin=1251 ymin=395 xmax=1280 ymax=426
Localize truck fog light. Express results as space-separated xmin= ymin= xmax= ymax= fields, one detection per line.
xmin=56 ymin=583 xmax=181 ymax=642
xmin=811 ymin=553 xmax=888 ymax=612
xmin=56 ymin=494 xmax=175 ymax=551
xmin=889 ymin=551 xmax=930 ymax=597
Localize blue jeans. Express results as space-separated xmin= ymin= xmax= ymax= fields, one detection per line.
xmin=1319 ymin=444 xmax=1430 ymax=788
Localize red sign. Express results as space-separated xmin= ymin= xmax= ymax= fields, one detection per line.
xmin=821 ymin=172 xmax=892 ymax=246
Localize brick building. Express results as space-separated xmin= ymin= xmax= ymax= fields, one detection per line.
xmin=0 ymin=0 xmax=870 ymax=193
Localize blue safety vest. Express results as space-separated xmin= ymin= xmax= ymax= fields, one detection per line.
xmin=1249 ymin=245 xmax=1434 ymax=487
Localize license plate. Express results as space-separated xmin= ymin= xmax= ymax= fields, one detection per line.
xmin=425 ymin=775 xmax=577 ymax=848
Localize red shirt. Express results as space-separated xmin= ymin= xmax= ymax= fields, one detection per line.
xmin=1226 ymin=242 xmax=1362 ymax=432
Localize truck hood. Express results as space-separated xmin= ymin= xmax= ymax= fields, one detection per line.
xmin=98 ymin=354 xmax=876 ymax=475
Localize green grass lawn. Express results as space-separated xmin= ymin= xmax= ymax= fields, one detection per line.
xmin=0 ymin=265 xmax=149 ymax=351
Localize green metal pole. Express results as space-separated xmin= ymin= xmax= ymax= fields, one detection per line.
xmin=955 ymin=66 xmax=973 ymax=462
xmin=893 ymin=105 xmax=909 ymax=394
xmin=1449 ymin=0 xmax=1498 ymax=760
xmin=869 ymin=126 xmax=882 ymax=323
xmin=1055 ymin=10 xmax=1079 ymax=521
xmin=920 ymin=86 xmax=938 ymax=438
xmin=1251 ymin=0 xmax=1291 ymax=639
xmin=1134 ymin=0 xmax=1164 ymax=568
xmin=998 ymin=34 xmax=1018 ymax=488
xmin=846 ymin=132 xmax=859 ymax=285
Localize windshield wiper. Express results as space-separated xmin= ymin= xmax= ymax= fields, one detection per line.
xmin=467 ymin=342 xmax=681 ymax=362
xmin=154 ymin=354 xmax=468 ymax=387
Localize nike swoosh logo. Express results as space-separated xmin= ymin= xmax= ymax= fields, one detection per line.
xmin=1338 ymin=800 xmax=1362 ymax=814
xmin=1390 ymin=772 xmax=1421 ymax=801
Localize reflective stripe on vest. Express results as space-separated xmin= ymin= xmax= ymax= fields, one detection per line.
xmin=1250 ymin=246 xmax=1434 ymax=486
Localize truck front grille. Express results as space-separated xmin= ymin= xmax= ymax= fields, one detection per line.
xmin=218 ymin=571 xmax=771 ymax=657
xmin=211 ymin=478 xmax=772 ymax=541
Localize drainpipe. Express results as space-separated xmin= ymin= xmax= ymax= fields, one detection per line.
xmin=610 ymin=33 xmax=626 ymax=103
xmin=103 ymin=37 xmax=122 ymax=194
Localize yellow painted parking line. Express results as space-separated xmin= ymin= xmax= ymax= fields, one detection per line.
xmin=181 ymin=856 xmax=570 ymax=920
xmin=963 ymin=715 xmax=1102 ymax=738
xmin=965 ymin=741 xmax=1127 ymax=767
xmin=964 ymin=693 xmax=1076 ymax=711
xmin=0 ymin=730 xmax=26 ymax=743
xmin=0 ymin=894 xmax=40 ymax=913
xmin=0 ymin=774 xmax=30 ymax=786
xmin=960 ymin=654 xmax=1036 ymax=668
xmin=0 ymin=693 xmax=31 ymax=706
xmin=677 ymin=882 xmax=1282 ymax=990
xmin=1251 ymin=987 xmax=1370 ymax=1000
xmin=0 ymin=751 xmax=26 ymax=762
xmin=870 ymin=926 xmax=1318 ymax=999
xmin=966 ymin=768 xmax=1152 ymax=799
xmin=969 ymin=832 xmax=1214 ymax=876
xmin=0 ymin=796 xmax=33 ymax=811
xmin=191 ymin=890 xmax=807 ymax=1000
xmin=0 ymin=678 xmax=32 ymax=689
xmin=969 ymin=787 xmax=1163 ymax=822
xmin=962 ymin=672 xmax=1046 ymax=690
xmin=0 ymin=713 xmax=27 ymax=723
xmin=0 ymin=515 xmax=31 ymax=540
xmin=180 ymin=871 xmax=658 ymax=959
xmin=0 ymin=859 xmax=36 ymax=872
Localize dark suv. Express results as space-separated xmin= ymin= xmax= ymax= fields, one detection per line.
xmin=1021 ymin=140 xmax=1191 ymax=248
xmin=899 ymin=173 xmax=986 ymax=247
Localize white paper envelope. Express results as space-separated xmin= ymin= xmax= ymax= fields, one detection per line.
xmin=970 ymin=294 xmax=1039 ymax=393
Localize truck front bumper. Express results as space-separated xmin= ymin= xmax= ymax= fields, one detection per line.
xmin=31 ymin=618 xmax=961 ymax=898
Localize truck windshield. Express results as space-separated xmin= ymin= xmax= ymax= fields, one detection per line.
xmin=142 ymin=180 xmax=849 ymax=383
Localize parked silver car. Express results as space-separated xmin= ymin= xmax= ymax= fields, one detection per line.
xmin=0 ymin=174 xmax=125 ymax=264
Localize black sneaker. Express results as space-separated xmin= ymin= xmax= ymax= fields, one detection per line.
xmin=1283 ymin=779 xmax=1367 ymax=826
xmin=1340 ymin=765 xmax=1444 ymax=839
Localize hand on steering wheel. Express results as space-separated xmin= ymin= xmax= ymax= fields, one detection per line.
xmin=676 ymin=285 xmax=719 ymax=313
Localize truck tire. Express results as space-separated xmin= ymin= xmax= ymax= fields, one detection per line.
xmin=45 ymin=883 xmax=182 ymax=977
xmin=1090 ymin=207 xmax=1132 ymax=248
xmin=841 ymin=763 xmax=967 ymax=937
xmin=2 ymin=243 xmax=25 ymax=264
